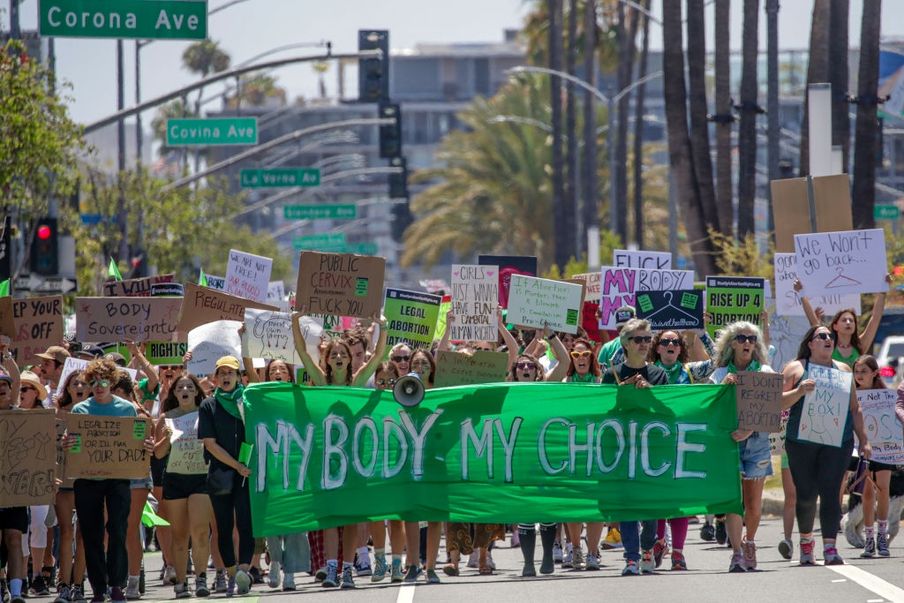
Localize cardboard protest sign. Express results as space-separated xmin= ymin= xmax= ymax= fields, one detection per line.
xmin=0 ymin=409 xmax=58 ymax=507
xmin=768 ymin=312 xmax=811 ymax=374
xmin=54 ymin=358 xmax=137 ymax=402
xmin=612 ymin=249 xmax=672 ymax=270
xmin=384 ymin=289 xmax=441 ymax=348
xmin=0 ymin=296 xmax=64 ymax=363
xmin=794 ymin=229 xmax=888 ymax=296
xmin=102 ymin=273 xmax=175 ymax=297
xmin=296 ymin=252 xmax=385 ymax=319
xmin=164 ymin=412 xmax=207 ymax=475
xmin=450 ymin=264 xmax=498 ymax=342
xmin=773 ymin=253 xmax=861 ymax=317
xmin=506 ymin=275 xmax=583 ymax=334
xmin=572 ymin=272 xmax=602 ymax=341
xmin=63 ymin=415 xmax=150 ymax=479
xmin=704 ymin=277 xmax=765 ymax=339
xmin=294 ymin=315 xmax=324 ymax=365
xmin=75 ymin=297 xmax=182 ymax=343
xmin=176 ymin=283 xmax=278 ymax=334
xmin=599 ymin=267 xmax=695 ymax=329
xmin=241 ymin=309 xmax=302 ymax=366
xmin=771 ymin=174 xmax=853 ymax=253
xmin=735 ymin=371 xmax=784 ymax=432
xmin=635 ymin=290 xmax=703 ymax=330
xmin=478 ymin=255 xmax=537 ymax=309
xmin=434 ymin=350 xmax=510 ymax=388
xmin=857 ymin=389 xmax=904 ymax=464
xmin=798 ymin=364 xmax=852 ymax=447
xmin=187 ymin=320 xmax=242 ymax=376
xmin=146 ymin=341 xmax=188 ymax=366
xmin=225 ymin=249 xmax=273 ymax=303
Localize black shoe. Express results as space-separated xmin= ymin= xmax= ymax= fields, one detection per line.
xmin=248 ymin=567 xmax=264 ymax=585
xmin=715 ymin=520 xmax=727 ymax=545
xmin=700 ymin=522 xmax=715 ymax=542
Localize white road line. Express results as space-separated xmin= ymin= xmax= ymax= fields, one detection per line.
xmin=827 ymin=565 xmax=904 ymax=603
xmin=396 ymin=582 xmax=416 ymax=603
xmin=832 ymin=579 xmax=848 ymax=583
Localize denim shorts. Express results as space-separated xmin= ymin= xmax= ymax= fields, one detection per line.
xmin=739 ymin=432 xmax=773 ymax=479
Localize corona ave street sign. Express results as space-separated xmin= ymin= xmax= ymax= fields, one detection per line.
xmin=39 ymin=0 xmax=207 ymax=40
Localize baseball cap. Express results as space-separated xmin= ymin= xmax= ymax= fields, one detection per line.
xmin=215 ymin=356 xmax=241 ymax=371
xmin=34 ymin=346 xmax=71 ymax=364
xmin=614 ymin=306 xmax=637 ymax=329
xmin=77 ymin=345 xmax=105 ymax=360
xmin=18 ymin=371 xmax=47 ymax=400
xmin=0 ymin=373 xmax=12 ymax=385
xmin=104 ymin=352 xmax=127 ymax=367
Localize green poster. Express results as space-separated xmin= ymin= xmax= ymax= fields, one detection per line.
xmin=433 ymin=297 xmax=452 ymax=342
xmin=705 ymin=276 xmax=765 ymax=339
xmin=145 ymin=341 xmax=187 ymax=365
xmin=243 ymin=382 xmax=743 ymax=536
xmin=382 ymin=288 xmax=441 ymax=349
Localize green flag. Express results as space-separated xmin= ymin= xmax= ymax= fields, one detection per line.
xmin=107 ymin=258 xmax=123 ymax=282
xmin=198 ymin=267 xmax=208 ymax=287
xmin=0 ymin=279 xmax=9 ymax=297
xmin=140 ymin=501 xmax=170 ymax=527
xmin=243 ymin=382 xmax=743 ymax=537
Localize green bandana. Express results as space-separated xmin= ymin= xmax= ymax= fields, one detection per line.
xmin=656 ymin=360 xmax=685 ymax=384
xmin=215 ymin=385 xmax=245 ymax=421
xmin=570 ymin=372 xmax=596 ymax=383
xmin=727 ymin=359 xmax=761 ymax=374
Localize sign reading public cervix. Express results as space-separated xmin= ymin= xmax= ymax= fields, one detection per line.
xmin=284 ymin=204 xmax=356 ymax=220
xmin=39 ymin=0 xmax=206 ymax=40
xmin=166 ymin=118 xmax=258 ymax=147
xmin=241 ymin=168 xmax=321 ymax=189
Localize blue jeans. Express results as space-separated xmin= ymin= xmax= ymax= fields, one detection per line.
xmin=620 ymin=520 xmax=658 ymax=562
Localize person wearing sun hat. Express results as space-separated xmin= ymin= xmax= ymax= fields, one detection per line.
xmin=18 ymin=370 xmax=48 ymax=408
xmin=34 ymin=345 xmax=70 ymax=393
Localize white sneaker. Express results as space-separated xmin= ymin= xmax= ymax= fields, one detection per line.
xmin=562 ymin=543 xmax=574 ymax=568
xmin=234 ymin=569 xmax=252 ymax=595
xmin=354 ymin=547 xmax=372 ymax=577
xmin=282 ymin=573 xmax=295 ymax=592
xmin=586 ymin=553 xmax=600 ymax=571
xmin=487 ymin=550 xmax=496 ymax=571
xmin=553 ymin=542 xmax=564 ymax=563
xmin=267 ymin=562 xmax=280 ymax=589
xmin=162 ymin=566 xmax=177 ymax=586
xmin=467 ymin=551 xmax=478 ymax=568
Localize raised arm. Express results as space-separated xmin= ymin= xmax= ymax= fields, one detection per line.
xmin=437 ymin=308 xmax=454 ymax=352
xmin=496 ymin=306 xmax=520 ymax=369
xmin=126 ymin=341 xmax=158 ymax=392
xmin=859 ymin=274 xmax=891 ymax=353
xmin=236 ymin=325 xmax=260 ymax=383
xmin=794 ymin=279 xmax=821 ymax=327
xmin=353 ymin=314 xmax=387 ymax=386
xmin=292 ymin=310 xmax=327 ymax=386
xmin=0 ymin=336 xmax=20 ymax=398
xmin=760 ymin=310 xmax=771 ymax=349
xmin=545 ymin=329 xmax=570 ymax=382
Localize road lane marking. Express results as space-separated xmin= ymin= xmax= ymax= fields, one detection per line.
xmin=827 ymin=565 xmax=904 ymax=603
xmin=397 ymin=582 xmax=416 ymax=603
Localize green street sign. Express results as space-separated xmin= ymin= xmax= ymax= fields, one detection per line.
xmin=39 ymin=0 xmax=206 ymax=40
xmin=293 ymin=233 xmax=347 ymax=251
xmin=284 ymin=204 xmax=356 ymax=220
xmin=166 ymin=118 xmax=258 ymax=146
xmin=349 ymin=242 xmax=378 ymax=255
xmin=241 ymin=168 xmax=321 ymax=189
xmin=874 ymin=204 xmax=900 ymax=221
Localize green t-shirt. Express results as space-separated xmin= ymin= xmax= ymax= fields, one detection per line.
xmin=597 ymin=338 xmax=623 ymax=368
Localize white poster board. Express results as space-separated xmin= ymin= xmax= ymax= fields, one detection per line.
xmin=241 ymin=309 xmax=303 ymax=366
xmin=165 ymin=411 xmax=207 ymax=475
xmin=798 ymin=364 xmax=852 ymax=448
xmin=450 ymin=264 xmax=498 ymax=341
xmin=767 ymin=311 xmax=812 ymax=374
xmin=773 ymin=252 xmax=861 ymax=317
xmin=794 ymin=229 xmax=888 ymax=295
xmin=224 ymin=249 xmax=273 ymax=303
xmin=598 ymin=266 xmax=695 ymax=329
xmin=186 ymin=320 xmax=242 ymax=376
xmin=612 ymin=249 xmax=672 ymax=270
xmin=506 ymin=275 xmax=583 ymax=334
xmin=267 ymin=281 xmax=288 ymax=311
xmin=54 ymin=357 xmax=137 ymax=402
xmin=857 ymin=389 xmax=904 ymax=465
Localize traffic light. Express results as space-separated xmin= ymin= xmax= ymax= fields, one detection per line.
xmin=30 ymin=217 xmax=58 ymax=276
xmin=379 ymin=103 xmax=402 ymax=159
xmin=391 ymin=203 xmax=413 ymax=243
xmin=358 ymin=30 xmax=389 ymax=103
xmin=388 ymin=157 xmax=408 ymax=199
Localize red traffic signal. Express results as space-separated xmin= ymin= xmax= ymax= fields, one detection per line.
xmin=37 ymin=224 xmax=53 ymax=240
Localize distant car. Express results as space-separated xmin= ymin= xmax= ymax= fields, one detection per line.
xmin=876 ymin=336 xmax=904 ymax=387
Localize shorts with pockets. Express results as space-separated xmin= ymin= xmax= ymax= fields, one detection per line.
xmin=162 ymin=473 xmax=208 ymax=500
xmin=739 ymin=432 xmax=773 ymax=479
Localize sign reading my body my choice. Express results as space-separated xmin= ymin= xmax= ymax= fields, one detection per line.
xmin=40 ymin=0 xmax=206 ymax=40
xmin=166 ymin=118 xmax=258 ymax=146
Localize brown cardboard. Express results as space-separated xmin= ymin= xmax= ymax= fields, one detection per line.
xmin=0 ymin=296 xmax=64 ymax=363
xmin=0 ymin=409 xmax=58 ymax=507
xmin=296 ymin=252 xmax=385 ymax=319
xmin=736 ymin=371 xmax=784 ymax=433
xmin=176 ymin=283 xmax=277 ymax=334
xmin=75 ymin=297 xmax=183 ymax=343
xmin=771 ymin=175 xmax=853 ymax=252
xmin=63 ymin=415 xmax=151 ymax=480
xmin=434 ymin=350 xmax=510 ymax=388
xmin=103 ymin=274 xmax=176 ymax=297
xmin=812 ymin=174 xmax=854 ymax=233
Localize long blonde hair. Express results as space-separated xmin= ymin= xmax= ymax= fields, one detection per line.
xmin=713 ymin=321 xmax=769 ymax=368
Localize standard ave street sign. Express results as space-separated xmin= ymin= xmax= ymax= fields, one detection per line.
xmin=241 ymin=168 xmax=321 ymax=189
xmin=284 ymin=204 xmax=356 ymax=220
xmin=39 ymin=0 xmax=207 ymax=40
xmin=874 ymin=204 xmax=900 ymax=221
xmin=14 ymin=274 xmax=77 ymax=294
xmin=166 ymin=118 xmax=258 ymax=146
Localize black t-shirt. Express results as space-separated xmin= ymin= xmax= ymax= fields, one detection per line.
xmin=197 ymin=396 xmax=246 ymax=471
xmin=601 ymin=362 xmax=670 ymax=386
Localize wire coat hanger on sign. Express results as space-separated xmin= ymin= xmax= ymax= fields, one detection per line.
xmin=824 ymin=267 xmax=862 ymax=289
xmin=644 ymin=291 xmax=699 ymax=322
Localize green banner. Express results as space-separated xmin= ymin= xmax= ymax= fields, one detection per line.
xmin=383 ymin=288 xmax=441 ymax=349
xmin=243 ymin=382 xmax=743 ymax=536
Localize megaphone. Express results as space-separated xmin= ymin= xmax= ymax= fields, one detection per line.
xmin=393 ymin=372 xmax=425 ymax=407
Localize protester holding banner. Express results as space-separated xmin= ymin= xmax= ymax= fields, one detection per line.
xmin=781 ymin=325 xmax=871 ymax=566
xmin=0 ymin=369 xmax=27 ymax=603
xmin=596 ymin=306 xmax=635 ymax=369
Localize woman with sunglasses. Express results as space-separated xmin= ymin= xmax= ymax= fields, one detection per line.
xmin=388 ymin=343 xmax=413 ymax=380
xmin=782 ymin=325 xmax=870 ymax=566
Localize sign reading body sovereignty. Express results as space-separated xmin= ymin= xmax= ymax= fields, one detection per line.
xmin=243 ymin=382 xmax=743 ymax=536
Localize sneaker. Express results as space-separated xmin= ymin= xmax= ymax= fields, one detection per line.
xmin=652 ymin=538 xmax=668 ymax=568
xmin=728 ymin=552 xmax=746 ymax=573
xmin=671 ymin=551 xmax=687 ymax=571
xmin=281 ymin=573 xmax=295 ymax=592
xmin=213 ymin=572 xmax=227 ymax=594
xmin=824 ymin=547 xmax=845 ymax=566
xmin=799 ymin=540 xmax=816 ymax=566
xmin=571 ymin=546 xmax=584 ymax=570
xmin=267 ymin=562 xmax=280 ymax=589
xmin=861 ymin=536 xmax=876 ymax=558
xmin=371 ymin=555 xmax=388 ymax=582
xmin=511 ymin=530 xmax=520 ymax=548
xmin=248 ymin=567 xmax=263 ymax=585
xmin=125 ymin=576 xmax=141 ymax=600
xmin=602 ymin=527 xmax=623 ymax=550
xmin=30 ymin=575 xmax=50 ymax=597
xmin=621 ymin=560 xmax=640 ymax=576
xmin=715 ymin=520 xmax=727 ymax=545
xmin=194 ymin=575 xmax=209 ymax=598
xmin=467 ymin=550 xmax=478 ymax=569
xmin=340 ymin=565 xmax=355 ymax=589
xmin=742 ymin=540 xmax=757 ymax=571
xmin=225 ymin=575 xmax=235 ymax=598
xmin=877 ymin=532 xmax=890 ymax=557
xmin=174 ymin=582 xmax=190 ymax=599
xmin=163 ymin=566 xmax=177 ymax=586
xmin=487 ymin=550 xmax=496 ymax=571
xmin=314 ymin=567 xmax=327 ymax=583
xmin=322 ymin=564 xmax=338 ymax=588
xmin=585 ymin=553 xmax=600 ymax=571
xmin=552 ymin=541 xmax=564 ymax=563
xmin=639 ymin=550 xmax=655 ymax=574
xmin=70 ymin=585 xmax=86 ymax=603
xmin=11 ymin=597 xmax=27 ymax=603
xmin=354 ymin=550 xmax=372 ymax=577
xmin=425 ymin=569 xmax=440 ymax=585
xmin=778 ymin=538 xmax=793 ymax=560
xmin=110 ymin=587 xmax=126 ymax=603
xmin=402 ymin=565 xmax=420 ymax=584
xmin=390 ymin=559 xmax=404 ymax=583
xmin=700 ymin=522 xmax=715 ymax=542
xmin=234 ymin=569 xmax=252 ymax=595
xmin=562 ymin=543 xmax=574 ymax=568
xmin=54 ymin=584 xmax=71 ymax=603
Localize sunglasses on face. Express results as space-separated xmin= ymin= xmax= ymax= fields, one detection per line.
xmin=391 ymin=355 xmax=410 ymax=363
xmin=90 ymin=379 xmax=110 ymax=388
xmin=630 ymin=336 xmax=653 ymax=344
xmin=658 ymin=338 xmax=682 ymax=347
xmin=376 ymin=378 xmax=397 ymax=387
xmin=20 ymin=386 xmax=36 ymax=393
xmin=811 ymin=332 xmax=833 ymax=341
xmin=515 ymin=362 xmax=536 ymax=370
xmin=570 ymin=350 xmax=592 ymax=359
xmin=734 ymin=334 xmax=758 ymax=344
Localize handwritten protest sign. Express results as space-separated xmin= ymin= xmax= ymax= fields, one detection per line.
xmin=478 ymin=255 xmax=537 ymax=309
xmin=75 ymin=297 xmax=182 ymax=343
xmin=506 ymin=275 xmax=582 ymax=334
xmin=857 ymin=389 xmax=904 ymax=464
xmin=434 ymin=350 xmax=510 ymax=388
xmin=450 ymin=264 xmax=498 ymax=341
xmin=54 ymin=358 xmax=138 ymax=402
xmin=798 ymin=364 xmax=852 ymax=448
xmin=103 ymin=274 xmax=175 ymax=297
xmin=146 ymin=341 xmax=188 ymax=366
xmin=735 ymin=371 xmax=783 ymax=432
xmin=206 ymin=275 xmax=226 ymax=290
xmin=794 ymin=229 xmax=888 ymax=295
xmin=187 ymin=320 xmax=242 ymax=375
xmin=267 ymin=281 xmax=288 ymax=310
xmin=225 ymin=249 xmax=273 ymax=303
xmin=241 ymin=309 xmax=302 ymax=366
xmin=384 ymin=289 xmax=441 ymax=348
xmin=572 ymin=272 xmax=602 ymax=341
xmin=0 ymin=296 xmax=64 ymax=363
xmin=613 ymin=249 xmax=672 ymax=270
xmin=599 ymin=267 xmax=695 ymax=329
xmin=64 ymin=415 xmax=150 ymax=479
xmin=705 ymin=277 xmax=765 ymax=338
xmin=0 ymin=409 xmax=58 ymax=507
xmin=773 ymin=253 xmax=861 ymax=317
xmin=165 ymin=412 xmax=207 ymax=475
xmin=176 ymin=283 xmax=277 ymax=334
xmin=635 ymin=290 xmax=703 ymax=330
xmin=296 ymin=252 xmax=385 ymax=319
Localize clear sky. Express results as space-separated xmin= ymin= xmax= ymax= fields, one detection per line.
xmin=4 ymin=0 xmax=904 ymax=124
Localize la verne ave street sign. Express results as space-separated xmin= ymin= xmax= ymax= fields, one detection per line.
xmin=166 ymin=118 xmax=258 ymax=146
xmin=241 ymin=168 xmax=321 ymax=189
xmin=39 ymin=0 xmax=206 ymax=40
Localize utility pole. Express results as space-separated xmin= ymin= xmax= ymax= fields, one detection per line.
xmin=116 ymin=40 xmax=128 ymax=263
xmin=766 ymin=0 xmax=780 ymax=235
xmin=549 ymin=0 xmax=567 ymax=270
xmin=582 ymin=0 xmax=597 ymax=260
xmin=9 ymin=0 xmax=20 ymax=39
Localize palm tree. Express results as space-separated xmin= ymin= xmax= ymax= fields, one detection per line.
xmin=714 ymin=0 xmax=733 ymax=234
xmin=829 ymin=0 xmax=850 ymax=169
xmin=799 ymin=0 xmax=831 ymax=176
xmin=851 ymin=0 xmax=882 ymax=228
xmin=736 ymin=0 xmax=760 ymax=238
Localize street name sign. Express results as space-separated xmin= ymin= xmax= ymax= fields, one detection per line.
xmin=39 ymin=0 xmax=206 ymax=40
xmin=283 ymin=204 xmax=355 ymax=220
xmin=166 ymin=118 xmax=258 ymax=147
xmin=874 ymin=204 xmax=900 ymax=221
xmin=241 ymin=168 xmax=321 ymax=189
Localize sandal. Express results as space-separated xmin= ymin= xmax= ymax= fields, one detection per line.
xmin=442 ymin=564 xmax=459 ymax=577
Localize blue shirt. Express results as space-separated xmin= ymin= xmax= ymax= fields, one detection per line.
xmin=71 ymin=395 xmax=138 ymax=417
